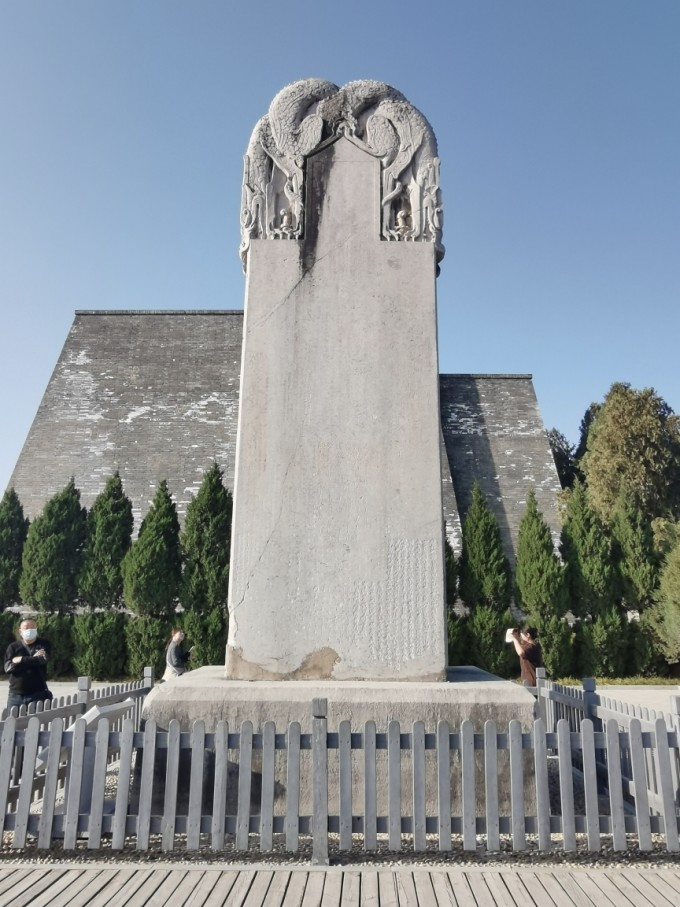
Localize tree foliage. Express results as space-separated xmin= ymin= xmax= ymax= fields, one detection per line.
xmin=72 ymin=611 xmax=127 ymax=678
xmin=467 ymin=605 xmax=515 ymax=677
xmin=121 ymin=480 xmax=181 ymax=618
xmin=0 ymin=488 xmax=29 ymax=607
xmin=180 ymin=463 xmax=232 ymax=613
xmin=560 ymin=480 xmax=619 ymax=618
xmin=547 ymin=429 xmax=578 ymax=489
xmin=646 ymin=537 xmax=680 ymax=664
xmin=581 ymin=383 xmax=680 ymax=525
xmin=19 ymin=479 xmax=87 ymax=612
xmin=514 ymin=487 xmax=566 ymax=620
xmin=181 ymin=606 xmax=227 ymax=668
xmin=458 ymin=483 xmax=512 ymax=611
xmin=610 ymin=492 xmax=658 ymax=611
xmin=444 ymin=536 xmax=457 ymax=605
xmin=79 ymin=472 xmax=133 ymax=609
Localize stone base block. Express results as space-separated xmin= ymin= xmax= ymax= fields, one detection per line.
xmin=141 ymin=666 xmax=537 ymax=817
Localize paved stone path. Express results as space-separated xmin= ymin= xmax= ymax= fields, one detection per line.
xmin=0 ymin=863 xmax=679 ymax=906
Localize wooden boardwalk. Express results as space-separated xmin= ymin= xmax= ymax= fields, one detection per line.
xmin=0 ymin=863 xmax=679 ymax=906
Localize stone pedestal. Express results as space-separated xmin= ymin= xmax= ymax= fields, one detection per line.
xmin=142 ymin=666 xmax=537 ymax=815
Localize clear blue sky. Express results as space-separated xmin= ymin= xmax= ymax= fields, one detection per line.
xmin=1 ymin=1 xmax=679 ymax=494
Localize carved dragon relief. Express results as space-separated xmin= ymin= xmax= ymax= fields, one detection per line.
xmin=239 ymin=79 xmax=444 ymax=271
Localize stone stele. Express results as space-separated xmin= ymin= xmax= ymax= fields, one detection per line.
xmin=144 ymin=82 xmax=535 ymax=763
xmin=227 ymin=79 xmax=447 ymax=682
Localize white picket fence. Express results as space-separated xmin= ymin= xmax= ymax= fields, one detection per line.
xmin=0 ymin=693 xmax=679 ymax=863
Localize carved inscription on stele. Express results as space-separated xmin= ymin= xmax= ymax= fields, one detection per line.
xmin=239 ymin=79 xmax=444 ymax=270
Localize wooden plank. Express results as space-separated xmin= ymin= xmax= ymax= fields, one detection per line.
xmin=37 ymin=869 xmax=109 ymax=907
xmin=111 ymin=718 xmax=134 ymax=850
xmin=312 ymin=710 xmax=329 ymax=865
xmin=610 ymin=871 xmax=671 ymax=907
xmin=557 ymin=719 xmax=576 ymax=852
xmin=12 ymin=715 xmax=41 ymax=848
xmin=500 ymin=871 xmax=552 ymax=907
xmin=339 ymin=720 xmax=352 ymax=851
xmin=37 ymin=716 xmax=64 ymax=849
xmin=604 ymin=870 xmax=661 ymax=907
xmin=508 ymin=719 xmax=525 ymax=852
xmin=87 ymin=717 xmax=111 ymax=848
xmin=137 ymin=869 xmax=191 ymax=907
xmin=412 ymin=720 xmax=426 ymax=851
xmin=0 ymin=868 xmax=64 ymax=905
xmin=464 ymin=872 xmax=497 ymax=907
xmin=411 ymin=871 xmax=438 ymax=907
xmin=639 ymin=868 xmax=680 ymax=904
xmin=605 ymin=718 xmax=627 ymax=852
xmin=321 ymin=872 xmax=343 ymax=907
xmin=280 ymin=871 xmax=308 ymax=907
xmin=481 ymin=871 xmax=523 ymax=907
xmin=286 ymin=721 xmax=301 ymax=852
xmin=377 ymin=871 xmax=399 ymax=907
xmin=137 ymin=719 xmax=157 ymax=851
xmin=87 ymin=867 xmax=152 ymax=907
xmin=532 ymin=718 xmax=550 ymax=853
xmin=461 ymin=720 xmax=476 ymax=851
xmin=445 ymin=871 xmax=478 ymax=907
xmin=484 ymin=721 xmax=500 ymax=853
xmin=0 ymin=869 xmax=44 ymax=899
xmin=236 ymin=720 xmax=254 ymax=852
xmin=63 ymin=717 xmax=87 ymax=850
xmin=393 ymin=871 xmax=419 ymax=907
xmin=211 ymin=720 xmax=228 ymax=851
xmin=437 ymin=721 xmax=451 ymax=852
xmin=580 ymin=719 xmax=600 ymax=852
xmin=363 ymin=721 xmax=377 ymax=851
xmin=0 ymin=715 xmax=17 ymax=838
xmin=200 ymin=870 xmax=240 ymax=907
xmin=299 ymin=872 xmax=325 ymax=907
xmin=359 ymin=870 xmax=380 ymax=907
xmin=242 ymin=870 xmax=274 ymax=906
xmin=530 ymin=871 xmax=592 ymax=907
xmin=568 ymin=871 xmax=630 ymax=907
xmin=260 ymin=721 xmax=276 ymax=852
xmin=161 ymin=719 xmax=181 ymax=851
xmin=628 ymin=718 xmax=652 ymax=851
xmin=257 ymin=871 xmax=290 ymax=907
xmin=653 ymin=717 xmax=680 ymax=851
xmin=187 ymin=720 xmax=206 ymax=851
xmin=429 ymin=872 xmax=458 ymax=907
xmin=387 ymin=720 xmax=401 ymax=851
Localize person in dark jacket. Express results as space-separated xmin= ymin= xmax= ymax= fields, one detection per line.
xmin=4 ymin=618 xmax=52 ymax=711
xmin=162 ymin=627 xmax=192 ymax=681
xmin=511 ymin=626 xmax=543 ymax=686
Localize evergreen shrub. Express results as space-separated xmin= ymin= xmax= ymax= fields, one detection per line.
xmin=125 ymin=615 xmax=170 ymax=680
xmin=72 ymin=612 xmax=127 ymax=679
xmin=181 ymin=607 xmax=227 ymax=668
xmin=39 ymin=613 xmax=75 ymax=678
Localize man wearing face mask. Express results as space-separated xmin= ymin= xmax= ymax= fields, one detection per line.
xmin=4 ymin=618 xmax=53 ymax=711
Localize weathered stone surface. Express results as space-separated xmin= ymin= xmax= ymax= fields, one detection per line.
xmin=227 ymin=135 xmax=447 ymax=681
xmin=7 ymin=315 xmax=560 ymax=558
xmin=7 ymin=310 xmax=243 ymax=529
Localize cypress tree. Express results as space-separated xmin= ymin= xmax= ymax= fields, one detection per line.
xmin=514 ymin=487 xmax=567 ymax=620
xmin=121 ymin=479 xmax=181 ymax=618
xmin=610 ymin=491 xmax=659 ymax=612
xmin=560 ymin=479 xmax=619 ymax=618
xmin=19 ymin=478 xmax=87 ymax=612
xmin=0 ymin=488 xmax=29 ymax=607
xmin=180 ymin=463 xmax=232 ymax=614
xmin=79 ymin=472 xmax=134 ymax=609
xmin=458 ymin=482 xmax=512 ymax=611
xmin=646 ymin=537 xmax=680 ymax=665
xmin=444 ymin=536 xmax=457 ymax=605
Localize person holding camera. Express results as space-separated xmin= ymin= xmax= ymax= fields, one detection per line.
xmin=509 ymin=626 xmax=542 ymax=686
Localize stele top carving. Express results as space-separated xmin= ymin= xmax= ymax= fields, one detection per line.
xmin=239 ymin=79 xmax=444 ymax=271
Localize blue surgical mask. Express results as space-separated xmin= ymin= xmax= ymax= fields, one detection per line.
xmin=21 ymin=629 xmax=38 ymax=643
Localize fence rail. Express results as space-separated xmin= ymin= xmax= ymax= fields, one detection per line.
xmin=1 ymin=696 xmax=678 ymax=864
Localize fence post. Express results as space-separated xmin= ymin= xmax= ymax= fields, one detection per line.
xmin=77 ymin=676 xmax=91 ymax=712
xmin=582 ymin=678 xmax=598 ymax=726
xmin=143 ymin=666 xmax=155 ymax=690
xmin=535 ymin=668 xmax=547 ymax=724
xmin=311 ymin=697 xmax=329 ymax=866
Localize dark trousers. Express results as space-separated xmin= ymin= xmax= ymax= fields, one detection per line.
xmin=6 ymin=690 xmax=51 ymax=711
